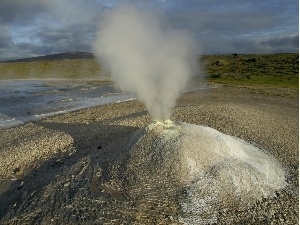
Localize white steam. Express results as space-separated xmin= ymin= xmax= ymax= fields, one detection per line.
xmin=93 ymin=4 xmax=199 ymax=120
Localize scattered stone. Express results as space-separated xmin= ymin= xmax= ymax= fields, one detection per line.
xmin=15 ymin=170 xmax=25 ymax=179
xmin=69 ymin=215 xmax=78 ymax=223
xmin=245 ymin=58 xmax=257 ymax=62
xmin=13 ymin=167 xmax=21 ymax=174
xmin=18 ymin=181 xmax=25 ymax=189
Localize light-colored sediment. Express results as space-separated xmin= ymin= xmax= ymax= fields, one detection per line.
xmin=0 ymin=85 xmax=298 ymax=224
xmin=178 ymin=122 xmax=287 ymax=224
xmin=124 ymin=120 xmax=287 ymax=224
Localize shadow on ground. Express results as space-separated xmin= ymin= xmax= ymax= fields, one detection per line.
xmin=0 ymin=113 xmax=142 ymax=224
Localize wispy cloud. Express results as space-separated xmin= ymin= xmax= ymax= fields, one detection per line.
xmin=0 ymin=0 xmax=298 ymax=60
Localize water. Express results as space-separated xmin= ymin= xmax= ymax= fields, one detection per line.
xmin=0 ymin=79 xmax=217 ymax=129
xmin=0 ymin=80 xmax=135 ymax=129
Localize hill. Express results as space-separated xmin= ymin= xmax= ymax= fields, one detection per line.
xmin=0 ymin=52 xmax=100 ymax=80
xmin=1 ymin=52 xmax=94 ymax=63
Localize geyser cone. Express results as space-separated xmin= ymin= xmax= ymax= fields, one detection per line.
xmin=124 ymin=121 xmax=286 ymax=224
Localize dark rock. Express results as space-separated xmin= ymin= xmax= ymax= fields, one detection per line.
xmin=13 ymin=167 xmax=21 ymax=174
xmin=245 ymin=58 xmax=257 ymax=62
xmin=69 ymin=214 xmax=78 ymax=223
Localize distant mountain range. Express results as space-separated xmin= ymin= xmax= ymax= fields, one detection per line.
xmin=2 ymin=52 xmax=95 ymax=63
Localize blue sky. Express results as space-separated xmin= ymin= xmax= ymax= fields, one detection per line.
xmin=0 ymin=0 xmax=298 ymax=61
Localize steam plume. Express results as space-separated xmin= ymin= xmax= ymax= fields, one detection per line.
xmin=93 ymin=4 xmax=199 ymax=120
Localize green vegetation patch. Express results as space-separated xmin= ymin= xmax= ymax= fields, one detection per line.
xmin=1 ymin=53 xmax=298 ymax=89
xmin=200 ymin=53 xmax=299 ymax=89
xmin=0 ymin=58 xmax=101 ymax=80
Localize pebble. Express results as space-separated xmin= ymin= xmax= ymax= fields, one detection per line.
xmin=0 ymin=86 xmax=297 ymax=224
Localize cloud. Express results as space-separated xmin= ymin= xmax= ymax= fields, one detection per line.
xmin=256 ymin=33 xmax=299 ymax=53
xmin=0 ymin=0 xmax=103 ymax=61
xmin=0 ymin=0 xmax=298 ymax=61
xmin=35 ymin=25 xmax=94 ymax=52
xmin=164 ymin=0 xmax=298 ymax=54
xmin=0 ymin=26 xmax=13 ymax=48
xmin=0 ymin=0 xmax=62 ymax=25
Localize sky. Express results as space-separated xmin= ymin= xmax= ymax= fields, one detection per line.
xmin=0 ymin=0 xmax=298 ymax=61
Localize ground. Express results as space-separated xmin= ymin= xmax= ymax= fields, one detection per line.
xmin=0 ymin=85 xmax=298 ymax=224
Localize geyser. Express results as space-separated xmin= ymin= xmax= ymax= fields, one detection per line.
xmin=93 ymin=3 xmax=198 ymax=120
xmin=92 ymin=4 xmax=286 ymax=224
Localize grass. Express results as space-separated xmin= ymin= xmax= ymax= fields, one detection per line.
xmin=200 ymin=53 xmax=299 ymax=89
xmin=0 ymin=53 xmax=298 ymax=89
xmin=0 ymin=58 xmax=100 ymax=80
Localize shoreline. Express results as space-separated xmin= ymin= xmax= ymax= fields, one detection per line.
xmin=0 ymin=79 xmax=218 ymax=130
xmin=0 ymin=85 xmax=298 ymax=224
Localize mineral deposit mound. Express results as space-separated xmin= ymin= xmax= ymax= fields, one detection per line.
xmin=0 ymin=121 xmax=287 ymax=224
xmin=122 ymin=120 xmax=286 ymax=224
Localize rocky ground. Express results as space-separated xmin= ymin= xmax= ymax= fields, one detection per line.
xmin=0 ymin=85 xmax=298 ymax=224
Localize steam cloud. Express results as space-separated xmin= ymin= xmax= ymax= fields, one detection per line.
xmin=93 ymin=4 xmax=199 ymax=120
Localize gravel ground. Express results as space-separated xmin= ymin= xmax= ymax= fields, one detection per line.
xmin=0 ymin=85 xmax=298 ymax=224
